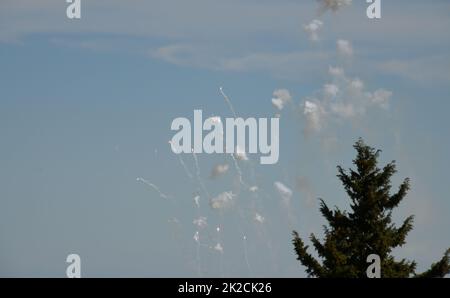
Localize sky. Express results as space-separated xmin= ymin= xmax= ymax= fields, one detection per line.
xmin=0 ymin=0 xmax=449 ymax=277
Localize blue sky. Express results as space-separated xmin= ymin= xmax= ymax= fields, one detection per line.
xmin=0 ymin=0 xmax=449 ymax=277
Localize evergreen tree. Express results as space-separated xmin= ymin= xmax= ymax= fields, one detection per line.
xmin=292 ymin=139 xmax=450 ymax=278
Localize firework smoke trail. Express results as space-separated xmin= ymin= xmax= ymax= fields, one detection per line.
xmin=193 ymin=231 xmax=202 ymax=276
xmin=274 ymin=181 xmax=299 ymax=230
xmin=218 ymin=84 xmax=251 ymax=230
xmin=192 ymin=215 xmax=213 ymax=276
xmin=219 ymin=84 xmax=276 ymax=275
xmin=192 ymin=150 xmax=211 ymax=199
xmin=242 ymin=235 xmax=253 ymax=276
xmin=220 ymin=159 xmax=254 ymax=275
xmin=193 ymin=194 xmax=201 ymax=210
xmin=193 ymin=205 xmax=208 ymax=277
xmin=193 ymin=193 xmax=206 ymax=276
xmin=172 ymin=147 xmax=210 ymax=277
xmin=246 ymin=183 xmax=278 ymax=274
xmin=231 ymin=197 xmax=253 ymax=276
xmin=254 ymin=215 xmax=279 ymax=275
xmin=231 ymin=153 xmax=246 ymax=188
xmin=192 ymin=150 xmax=201 ymax=178
xmin=136 ymin=177 xmax=170 ymax=199
xmin=229 ymin=185 xmax=278 ymax=276
xmin=240 ymin=184 xmax=280 ymax=276
xmin=214 ymin=226 xmax=225 ymax=277
xmin=196 ymin=240 xmax=201 ymax=276
xmin=177 ymin=154 xmax=193 ymax=179
xmin=219 ymin=86 xmax=258 ymax=192
xmin=251 ymin=184 xmax=286 ymax=275
xmin=221 ymin=176 xmax=263 ymax=277
xmin=219 ymin=86 xmax=258 ymax=191
xmin=219 ymin=87 xmax=237 ymax=118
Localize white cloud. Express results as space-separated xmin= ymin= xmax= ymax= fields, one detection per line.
xmin=0 ymin=0 xmax=311 ymax=43
xmin=148 ymin=46 xmax=334 ymax=81
xmin=1 ymin=0 xmax=448 ymax=85
xmin=377 ymin=56 xmax=450 ymax=84
xmin=151 ymin=44 xmax=193 ymax=65
xmin=218 ymin=51 xmax=330 ymax=80
xmin=150 ymin=44 xmax=217 ymax=69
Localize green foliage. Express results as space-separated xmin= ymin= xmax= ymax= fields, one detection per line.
xmin=292 ymin=139 xmax=450 ymax=278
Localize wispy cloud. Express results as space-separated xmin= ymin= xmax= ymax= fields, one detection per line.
xmin=377 ymin=56 xmax=450 ymax=84
xmin=1 ymin=0 xmax=449 ymax=83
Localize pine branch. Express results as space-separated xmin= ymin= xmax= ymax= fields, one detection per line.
xmin=319 ymin=199 xmax=334 ymax=223
xmin=392 ymin=215 xmax=414 ymax=247
xmin=416 ymin=249 xmax=450 ymax=278
xmin=292 ymin=231 xmax=325 ymax=277
xmin=386 ymin=178 xmax=410 ymax=209
xmin=310 ymin=233 xmax=326 ymax=258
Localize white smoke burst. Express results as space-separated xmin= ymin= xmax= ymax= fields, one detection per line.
xmin=329 ymin=66 xmax=345 ymax=77
xmin=301 ymin=62 xmax=393 ymax=135
xmin=304 ymin=19 xmax=324 ymax=41
xmin=138 ymin=0 xmax=398 ymax=278
xmin=193 ymin=231 xmax=200 ymax=243
xmin=274 ymin=181 xmax=293 ymax=205
xmin=193 ymin=194 xmax=200 ymax=208
xmin=234 ymin=145 xmax=248 ymax=161
xmin=249 ymin=186 xmax=259 ymax=193
xmin=254 ymin=213 xmax=265 ymax=224
xmin=271 ymin=89 xmax=292 ymax=111
xmin=214 ymin=243 xmax=224 ymax=254
xmin=323 ymin=83 xmax=339 ymax=98
xmin=317 ymin=0 xmax=352 ymax=14
xmin=368 ymin=89 xmax=392 ymax=109
xmin=210 ymin=163 xmax=230 ymax=179
xmin=303 ymin=100 xmax=325 ymax=135
xmin=210 ymin=191 xmax=236 ymax=210
xmin=193 ymin=217 xmax=208 ymax=229
xmin=337 ymin=39 xmax=353 ymax=57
